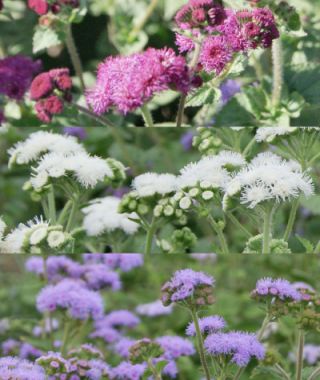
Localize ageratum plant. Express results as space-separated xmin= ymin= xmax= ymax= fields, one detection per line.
xmin=0 ymin=0 xmax=318 ymax=127
xmin=1 ymin=127 xmax=320 ymax=254
xmin=2 ymin=255 xmax=320 ymax=380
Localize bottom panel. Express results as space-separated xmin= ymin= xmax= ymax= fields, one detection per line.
xmin=0 ymin=254 xmax=319 ymax=380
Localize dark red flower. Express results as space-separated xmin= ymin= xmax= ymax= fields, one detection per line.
xmin=35 ymin=101 xmax=52 ymax=123
xmin=42 ymin=95 xmax=64 ymax=114
xmin=28 ymin=0 xmax=49 ymax=15
xmin=30 ymin=72 xmax=53 ymax=100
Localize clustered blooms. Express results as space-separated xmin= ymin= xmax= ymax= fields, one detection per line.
xmin=28 ymin=0 xmax=79 ymax=15
xmin=252 ymin=277 xmax=302 ymax=301
xmin=0 ymin=55 xmax=41 ymax=100
xmin=223 ymin=152 xmax=314 ymax=210
xmin=204 ymin=331 xmax=265 ymax=366
xmin=30 ymin=68 xmax=72 ymax=122
xmin=175 ymin=0 xmax=279 ymax=75
xmin=0 ymin=357 xmax=46 ymax=380
xmin=0 ymin=216 xmax=71 ymax=254
xmin=186 ymin=315 xmax=226 ymax=336
xmin=36 ymin=279 xmax=104 ymax=320
xmin=255 ymin=127 xmax=320 ymax=143
xmin=8 ymin=131 xmax=126 ymax=192
xmin=86 ymin=48 xmax=200 ymax=115
xmin=82 ymin=196 xmax=140 ymax=237
xmin=161 ymin=269 xmax=215 ymax=306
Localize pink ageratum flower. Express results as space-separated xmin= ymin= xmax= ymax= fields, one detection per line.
xmin=86 ymin=48 xmax=195 ymax=115
xmin=199 ymin=36 xmax=232 ymax=74
xmin=30 ymin=68 xmax=72 ymax=122
xmin=0 ymin=55 xmax=41 ymax=100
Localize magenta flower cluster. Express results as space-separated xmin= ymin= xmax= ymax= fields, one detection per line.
xmin=86 ymin=48 xmax=199 ymax=115
xmin=175 ymin=0 xmax=279 ymax=74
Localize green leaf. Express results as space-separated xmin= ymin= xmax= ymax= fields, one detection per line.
xmin=186 ymin=85 xmax=221 ymax=108
xmin=155 ymin=360 xmax=168 ymax=373
xmin=296 ymin=236 xmax=315 ymax=254
xmin=251 ymin=365 xmax=284 ymax=379
xmin=300 ymin=195 xmax=320 ymax=216
xmin=32 ymin=26 xmax=62 ymax=54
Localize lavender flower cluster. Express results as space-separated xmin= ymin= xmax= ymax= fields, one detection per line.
xmin=2 ymin=263 xmax=320 ymax=379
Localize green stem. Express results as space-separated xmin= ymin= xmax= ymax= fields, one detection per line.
xmin=227 ymin=212 xmax=252 ymax=239
xmin=176 ymin=41 xmax=202 ymax=128
xmin=57 ymin=200 xmax=73 ymax=225
xmin=295 ymin=330 xmax=305 ymax=380
xmin=141 ymin=104 xmax=155 ymax=128
xmin=61 ymin=319 xmax=71 ymax=356
xmin=66 ymin=200 xmax=78 ymax=232
xmin=208 ymin=215 xmax=229 ymax=254
xmin=71 ymin=102 xmax=116 ymax=127
xmin=315 ymin=240 xmax=320 ymax=254
xmin=144 ymin=218 xmax=157 ymax=258
xmin=147 ymin=359 xmax=163 ymax=380
xmin=233 ymin=315 xmax=271 ymax=380
xmin=308 ymin=366 xmax=320 ymax=380
xmin=271 ymin=38 xmax=283 ymax=108
xmin=190 ymin=308 xmax=211 ymax=380
xmin=65 ymin=24 xmax=85 ymax=92
xmin=262 ymin=207 xmax=273 ymax=254
xmin=308 ymin=151 xmax=320 ymax=166
xmin=130 ymin=0 xmax=159 ymax=38
xmin=283 ymin=198 xmax=300 ymax=241
xmin=47 ymin=185 xmax=57 ymax=224
xmin=274 ymin=364 xmax=291 ymax=380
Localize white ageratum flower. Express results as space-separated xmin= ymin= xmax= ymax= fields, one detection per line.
xmin=223 ymin=152 xmax=314 ymax=209
xmin=177 ymin=151 xmax=246 ymax=190
xmin=0 ymin=217 xmax=50 ymax=254
xmin=0 ymin=217 xmax=6 ymax=239
xmin=255 ymin=127 xmax=297 ymax=142
xmin=30 ymin=152 xmax=114 ymax=190
xmin=8 ymin=131 xmax=85 ymax=167
xmin=132 ymin=173 xmax=177 ymax=197
xmin=82 ymin=196 xmax=140 ymax=236
xmin=255 ymin=127 xmax=320 ymax=143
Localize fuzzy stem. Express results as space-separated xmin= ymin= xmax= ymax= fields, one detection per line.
xmin=271 ymin=38 xmax=283 ymax=108
xmin=295 ymin=330 xmax=305 ymax=380
xmin=283 ymin=198 xmax=300 ymax=242
xmin=262 ymin=207 xmax=273 ymax=254
xmin=130 ymin=0 xmax=159 ymax=38
xmin=65 ymin=24 xmax=85 ymax=92
xmin=144 ymin=218 xmax=157 ymax=258
xmin=190 ymin=308 xmax=211 ymax=380
xmin=66 ymin=200 xmax=78 ymax=233
xmin=147 ymin=359 xmax=163 ymax=380
xmin=176 ymin=41 xmax=202 ymax=128
xmin=61 ymin=319 xmax=71 ymax=356
xmin=227 ymin=212 xmax=252 ymax=239
xmin=208 ymin=215 xmax=229 ymax=254
xmin=47 ymin=185 xmax=57 ymax=224
xmin=242 ymin=136 xmax=256 ymax=157
xmin=141 ymin=104 xmax=155 ymax=128
xmin=57 ymin=200 xmax=73 ymax=225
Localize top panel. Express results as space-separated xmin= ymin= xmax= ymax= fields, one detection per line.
xmin=0 ymin=0 xmax=319 ymax=127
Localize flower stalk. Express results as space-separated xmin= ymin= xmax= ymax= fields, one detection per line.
xmin=271 ymin=38 xmax=283 ymax=108
xmin=295 ymin=330 xmax=305 ymax=380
